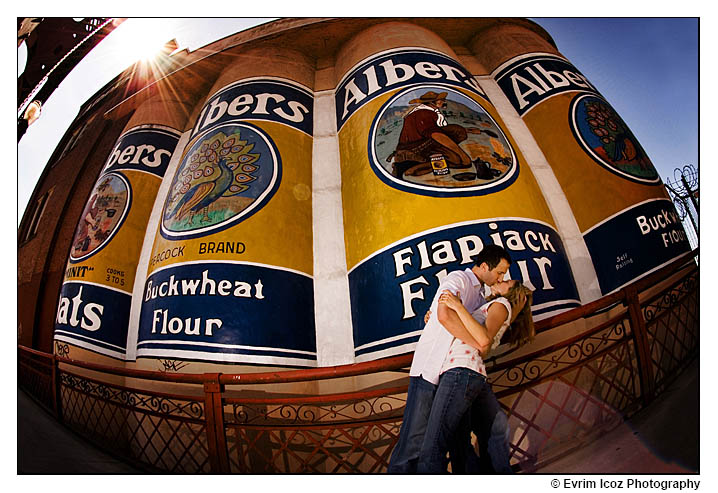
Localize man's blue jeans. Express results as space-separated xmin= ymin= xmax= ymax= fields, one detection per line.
xmin=417 ymin=368 xmax=512 ymax=474
xmin=467 ymin=376 xmax=513 ymax=474
xmin=388 ymin=376 xmax=437 ymax=473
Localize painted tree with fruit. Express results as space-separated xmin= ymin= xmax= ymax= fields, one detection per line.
xmin=585 ymin=99 xmax=649 ymax=170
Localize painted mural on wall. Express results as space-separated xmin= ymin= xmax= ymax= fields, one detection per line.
xmin=584 ymin=198 xmax=689 ymax=294
xmin=350 ymin=218 xmax=580 ymax=361
xmin=137 ymin=78 xmax=317 ymax=367
xmin=55 ymin=125 xmax=181 ymax=359
xmin=370 ymin=86 xmax=517 ymax=195
xmin=569 ymin=94 xmax=658 ymax=184
xmin=335 ymin=48 xmax=580 ymax=360
xmin=161 ymin=123 xmax=280 ymax=239
xmin=493 ymin=52 xmax=598 ymax=117
xmin=493 ymin=52 xmax=689 ymax=294
xmin=69 ymin=173 xmax=131 ymax=262
xmin=337 ymin=48 xmax=519 ymax=197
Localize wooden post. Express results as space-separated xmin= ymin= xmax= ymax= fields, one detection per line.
xmin=203 ymin=373 xmax=230 ymax=473
xmin=625 ymin=286 xmax=655 ymax=405
xmin=51 ymin=354 xmax=63 ymax=422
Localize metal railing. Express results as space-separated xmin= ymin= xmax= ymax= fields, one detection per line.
xmin=18 ymin=249 xmax=698 ymax=473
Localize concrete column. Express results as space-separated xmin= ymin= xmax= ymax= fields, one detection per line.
xmin=312 ymin=90 xmax=355 ymax=366
xmin=126 ymin=128 xmax=191 ymax=360
xmin=477 ymin=76 xmax=602 ymax=302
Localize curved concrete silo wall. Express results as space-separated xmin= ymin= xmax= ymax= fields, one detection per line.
xmin=332 ymin=21 xmax=582 ymax=363
xmin=49 ymin=18 xmax=691 ymax=371
xmin=469 ymin=22 xmax=691 ymax=297
xmin=53 ymin=92 xmax=186 ymax=363
xmin=133 ymin=45 xmax=318 ymax=367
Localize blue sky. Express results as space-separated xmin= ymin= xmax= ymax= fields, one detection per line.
xmin=532 ymin=17 xmax=698 ymax=185
xmin=17 ymin=17 xmax=699 ymax=222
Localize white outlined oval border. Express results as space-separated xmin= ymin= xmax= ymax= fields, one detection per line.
xmin=69 ymin=171 xmax=132 ymax=263
xmin=569 ymin=93 xmax=660 ymax=185
xmin=160 ymin=122 xmax=281 ymax=240
xmin=368 ymin=84 xmax=519 ymax=197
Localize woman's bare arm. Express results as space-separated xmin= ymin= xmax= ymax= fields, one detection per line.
xmin=439 ymin=290 xmax=508 ymax=355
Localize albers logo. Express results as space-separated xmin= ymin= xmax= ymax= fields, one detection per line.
xmin=335 ymin=48 xmax=519 ymax=197
xmin=158 ymin=78 xmax=315 ymax=240
xmin=103 ymin=126 xmax=180 ymax=178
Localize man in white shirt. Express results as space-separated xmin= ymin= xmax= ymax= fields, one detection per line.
xmin=388 ymin=244 xmax=511 ymax=473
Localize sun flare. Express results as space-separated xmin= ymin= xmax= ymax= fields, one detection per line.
xmin=109 ymin=19 xmax=177 ymax=65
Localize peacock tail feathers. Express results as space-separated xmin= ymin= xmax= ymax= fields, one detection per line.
xmin=166 ymin=130 xmax=262 ymax=217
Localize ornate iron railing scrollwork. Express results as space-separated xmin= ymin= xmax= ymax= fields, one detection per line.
xmin=489 ymin=315 xmax=631 ymax=394
xmin=642 ymin=268 xmax=697 ymax=323
xmin=60 ymin=370 xmax=205 ymax=421
xmin=227 ymin=391 xmax=406 ymax=427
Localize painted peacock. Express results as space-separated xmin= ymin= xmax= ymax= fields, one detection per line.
xmin=165 ymin=131 xmax=261 ymax=226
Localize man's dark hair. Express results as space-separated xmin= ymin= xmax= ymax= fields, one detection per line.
xmin=473 ymin=244 xmax=511 ymax=270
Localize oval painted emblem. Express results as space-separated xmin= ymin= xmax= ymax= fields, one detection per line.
xmin=161 ymin=123 xmax=281 ymax=239
xmin=369 ymin=85 xmax=518 ymax=196
xmin=570 ymin=94 xmax=659 ymax=184
xmin=69 ymin=172 xmax=131 ymax=263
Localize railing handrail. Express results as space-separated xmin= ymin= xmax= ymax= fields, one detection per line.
xmin=489 ymin=309 xmax=631 ymax=373
xmin=18 ymin=347 xmax=415 ymax=386
xmin=19 ymin=248 xmax=697 ymax=387
xmin=533 ymin=248 xmax=697 ymax=332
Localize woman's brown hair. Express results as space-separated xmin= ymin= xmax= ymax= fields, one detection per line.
xmin=489 ymin=281 xmax=535 ymax=347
